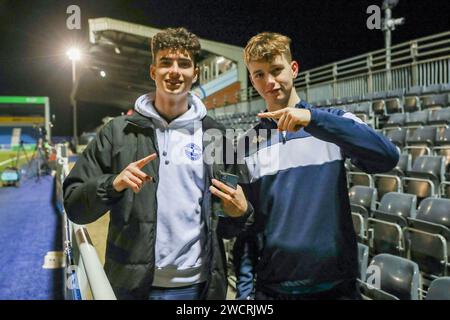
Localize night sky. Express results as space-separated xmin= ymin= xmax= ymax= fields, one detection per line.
xmin=0 ymin=0 xmax=449 ymax=136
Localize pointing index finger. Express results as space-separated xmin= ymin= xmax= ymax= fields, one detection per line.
xmin=257 ymin=109 xmax=283 ymax=119
xmin=135 ymin=153 xmax=157 ymax=169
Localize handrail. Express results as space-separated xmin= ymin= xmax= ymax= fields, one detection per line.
xmin=216 ymin=30 xmax=450 ymax=108
xmin=72 ymin=224 xmax=116 ymax=300
xmin=55 ymin=143 xmax=116 ymax=300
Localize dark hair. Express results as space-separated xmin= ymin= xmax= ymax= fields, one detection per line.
xmin=151 ymin=27 xmax=201 ymax=65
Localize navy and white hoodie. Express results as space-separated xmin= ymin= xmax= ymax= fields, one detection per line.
xmin=135 ymin=92 xmax=208 ymax=287
xmin=236 ymin=100 xmax=399 ymax=295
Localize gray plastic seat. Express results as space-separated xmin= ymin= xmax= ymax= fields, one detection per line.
xmin=367 ymin=254 xmax=421 ymax=300
xmin=441 ymin=83 xmax=450 ymax=93
xmin=355 ymin=102 xmax=372 ymax=115
xmin=428 ymin=107 xmax=450 ymax=125
xmin=406 ymin=197 xmax=450 ymax=277
xmin=404 ymin=96 xmax=420 ymax=113
xmin=406 ymin=126 xmax=436 ymax=146
xmin=405 ymin=110 xmax=429 ymax=126
xmin=404 ymin=126 xmax=436 ymax=163
xmin=349 ymin=186 xmax=377 ymax=214
xmin=385 ymin=113 xmax=407 ymax=127
xmin=371 ymin=100 xmax=386 ymax=115
xmin=377 ymin=192 xmax=417 ymax=219
xmin=368 ymin=193 xmax=416 ymax=256
xmin=403 ymin=156 xmax=445 ymax=201
xmin=415 ymin=198 xmax=450 ymax=228
xmin=374 ymin=154 xmax=411 ymax=199
xmin=425 ymin=277 xmax=450 ymax=300
xmin=349 ymin=186 xmax=377 ymax=241
xmin=385 ymin=127 xmax=407 ymax=148
xmin=421 ymin=94 xmax=448 ymax=110
xmin=385 ymin=98 xmax=403 ymax=114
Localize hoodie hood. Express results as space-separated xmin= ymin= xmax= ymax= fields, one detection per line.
xmin=134 ymin=92 xmax=207 ymax=130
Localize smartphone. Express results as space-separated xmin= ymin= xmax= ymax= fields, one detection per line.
xmin=218 ymin=171 xmax=238 ymax=190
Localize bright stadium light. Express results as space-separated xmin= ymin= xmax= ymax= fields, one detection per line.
xmin=67 ymin=47 xmax=82 ymax=148
xmin=66 ymin=47 xmax=81 ymax=61
xmin=100 ymin=70 xmax=106 ymax=78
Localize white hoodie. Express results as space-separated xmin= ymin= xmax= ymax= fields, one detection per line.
xmin=135 ymin=92 xmax=208 ymax=287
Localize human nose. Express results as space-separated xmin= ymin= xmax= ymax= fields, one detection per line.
xmin=169 ymin=62 xmax=180 ymax=75
xmin=266 ymin=73 xmax=276 ymax=88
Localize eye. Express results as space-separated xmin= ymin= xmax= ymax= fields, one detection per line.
xmin=178 ymin=60 xmax=192 ymax=68
xmin=159 ymin=60 xmax=172 ymax=67
xmin=253 ymin=73 xmax=263 ymax=79
xmin=271 ymin=67 xmax=283 ymax=76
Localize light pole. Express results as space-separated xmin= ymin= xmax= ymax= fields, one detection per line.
xmin=382 ymin=0 xmax=405 ymax=90
xmin=66 ymin=48 xmax=81 ymax=149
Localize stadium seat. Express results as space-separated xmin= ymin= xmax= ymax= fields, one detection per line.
xmin=354 ymin=102 xmax=373 ymax=123
xmin=347 ymin=160 xmax=374 ymax=188
xmin=404 ymin=126 xmax=436 ymax=163
xmin=367 ymin=192 xmax=416 ymax=256
xmin=404 ymin=86 xmax=424 ymax=113
xmin=404 ymin=96 xmax=421 ymax=113
xmin=405 ymin=110 xmax=429 ymax=126
xmin=425 ymin=277 xmax=450 ymax=300
xmin=421 ymin=94 xmax=449 ymax=110
xmin=349 ymin=186 xmax=377 ymax=241
xmin=374 ymin=154 xmax=411 ymax=199
xmin=405 ymin=198 xmax=450 ymax=277
xmin=371 ymin=100 xmax=386 ymax=116
xmin=440 ymin=83 xmax=450 ymax=94
xmin=359 ymin=281 xmax=400 ymax=300
xmin=365 ymin=253 xmax=421 ymax=300
xmin=349 ymin=186 xmax=377 ymax=214
xmin=385 ymin=127 xmax=407 ymax=148
xmin=428 ymin=107 xmax=450 ymax=125
xmin=385 ymin=98 xmax=404 ymax=114
xmin=403 ymin=155 xmax=445 ymax=201
xmin=385 ymin=113 xmax=407 ymax=128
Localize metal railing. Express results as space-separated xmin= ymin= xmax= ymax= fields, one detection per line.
xmin=223 ymin=30 xmax=450 ymax=108
xmin=54 ymin=144 xmax=116 ymax=300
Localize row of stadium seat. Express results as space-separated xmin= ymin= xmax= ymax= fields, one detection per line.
xmin=313 ymin=83 xmax=450 ymax=110
xmin=357 ymin=250 xmax=450 ymax=300
xmin=350 ymin=186 xmax=450 ymax=279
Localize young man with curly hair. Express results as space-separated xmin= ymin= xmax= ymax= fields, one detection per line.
xmin=63 ymin=28 xmax=251 ymax=300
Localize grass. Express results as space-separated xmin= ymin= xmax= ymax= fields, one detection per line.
xmin=0 ymin=150 xmax=31 ymax=172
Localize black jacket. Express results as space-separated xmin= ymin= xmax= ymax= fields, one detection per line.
xmin=63 ymin=112 xmax=251 ymax=299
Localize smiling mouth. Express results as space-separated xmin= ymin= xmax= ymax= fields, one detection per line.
xmin=165 ymin=80 xmax=183 ymax=85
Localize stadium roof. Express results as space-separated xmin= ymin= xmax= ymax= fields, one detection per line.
xmin=73 ymin=17 xmax=247 ymax=110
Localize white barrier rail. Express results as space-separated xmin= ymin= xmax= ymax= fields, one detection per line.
xmin=55 ymin=143 xmax=116 ymax=300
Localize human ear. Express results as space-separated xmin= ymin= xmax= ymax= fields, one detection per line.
xmin=291 ymin=61 xmax=299 ymax=78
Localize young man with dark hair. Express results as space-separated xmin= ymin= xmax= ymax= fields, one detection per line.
xmin=63 ymin=27 xmax=251 ymax=300
xmin=234 ymin=32 xmax=399 ymax=300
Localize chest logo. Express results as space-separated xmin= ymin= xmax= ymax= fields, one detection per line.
xmin=184 ymin=143 xmax=202 ymax=161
